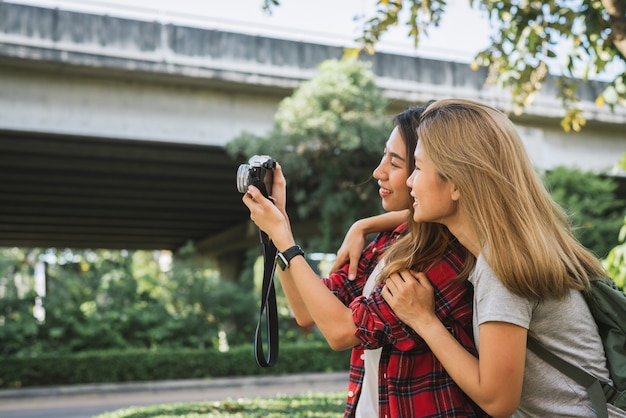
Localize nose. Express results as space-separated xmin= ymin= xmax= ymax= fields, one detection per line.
xmin=406 ymin=170 xmax=415 ymax=188
xmin=373 ymin=159 xmax=387 ymax=180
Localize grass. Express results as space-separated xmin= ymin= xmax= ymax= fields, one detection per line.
xmin=93 ymin=391 xmax=347 ymax=417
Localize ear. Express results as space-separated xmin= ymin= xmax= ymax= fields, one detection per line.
xmin=450 ymin=182 xmax=461 ymax=202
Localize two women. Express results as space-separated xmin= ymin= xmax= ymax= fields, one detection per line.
xmin=242 ymin=105 xmax=486 ymax=417
xmin=379 ymin=98 xmax=622 ymax=417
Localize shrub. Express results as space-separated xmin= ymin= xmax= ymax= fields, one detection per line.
xmin=0 ymin=342 xmax=351 ymax=388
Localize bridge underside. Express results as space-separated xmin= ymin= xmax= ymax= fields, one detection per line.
xmin=0 ymin=2 xmax=624 ymax=259
xmin=0 ymin=129 xmax=248 ymax=252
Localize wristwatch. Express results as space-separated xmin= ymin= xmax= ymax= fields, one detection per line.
xmin=276 ymin=245 xmax=305 ymax=271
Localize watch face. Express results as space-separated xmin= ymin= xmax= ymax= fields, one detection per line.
xmin=275 ymin=246 xmax=304 ymax=271
xmin=276 ymin=253 xmax=288 ymax=271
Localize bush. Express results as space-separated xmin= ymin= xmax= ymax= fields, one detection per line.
xmin=542 ymin=166 xmax=625 ymax=258
xmin=0 ymin=342 xmax=351 ymax=388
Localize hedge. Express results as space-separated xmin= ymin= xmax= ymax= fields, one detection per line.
xmin=0 ymin=342 xmax=351 ymax=388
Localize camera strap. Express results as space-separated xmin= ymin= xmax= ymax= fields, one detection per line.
xmin=254 ymin=229 xmax=279 ymax=367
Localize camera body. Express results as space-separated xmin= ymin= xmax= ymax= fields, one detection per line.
xmin=236 ymin=155 xmax=276 ymax=198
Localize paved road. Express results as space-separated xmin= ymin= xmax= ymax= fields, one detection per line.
xmin=0 ymin=372 xmax=349 ymax=418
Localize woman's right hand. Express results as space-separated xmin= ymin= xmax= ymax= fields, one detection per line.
xmin=383 ymin=270 xmax=437 ymax=335
xmin=242 ymin=165 xmax=295 ymax=251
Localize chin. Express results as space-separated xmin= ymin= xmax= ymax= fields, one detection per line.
xmin=383 ymin=203 xmax=401 ymax=212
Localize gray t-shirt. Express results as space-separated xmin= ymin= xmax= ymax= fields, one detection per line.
xmin=468 ymin=254 xmax=625 ymax=417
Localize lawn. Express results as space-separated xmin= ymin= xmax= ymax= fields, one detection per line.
xmin=93 ymin=391 xmax=347 ymax=417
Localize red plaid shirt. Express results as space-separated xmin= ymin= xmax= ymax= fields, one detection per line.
xmin=322 ymin=223 xmax=487 ymax=418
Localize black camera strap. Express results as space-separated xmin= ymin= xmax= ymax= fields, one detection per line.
xmin=254 ymin=229 xmax=279 ymax=367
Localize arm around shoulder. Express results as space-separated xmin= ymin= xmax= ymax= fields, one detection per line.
xmin=331 ymin=210 xmax=408 ymax=275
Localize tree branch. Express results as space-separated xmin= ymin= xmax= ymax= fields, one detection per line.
xmin=601 ymin=0 xmax=626 ymax=59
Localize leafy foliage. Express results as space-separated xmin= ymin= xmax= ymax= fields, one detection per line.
xmin=471 ymin=0 xmax=625 ymax=132
xmin=264 ymin=0 xmax=626 ymax=133
xmin=0 ymin=242 xmax=325 ymax=357
xmin=0 ymin=248 xmax=40 ymax=356
xmin=227 ymin=59 xmax=390 ymax=251
xmin=542 ymin=166 xmax=625 ymax=258
xmin=166 ymin=243 xmax=257 ymax=349
xmin=604 ymin=216 xmax=626 ymax=287
xmin=604 ymin=156 xmax=626 ymax=287
xmin=0 ymin=246 xmax=258 ymax=356
xmin=1 ymin=343 xmax=350 ymax=388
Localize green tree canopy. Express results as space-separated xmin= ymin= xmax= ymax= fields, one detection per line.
xmin=604 ymin=155 xmax=626 ymax=288
xmin=264 ymin=0 xmax=626 ymax=132
xmin=226 ymin=59 xmax=390 ymax=251
xmin=542 ymin=166 xmax=625 ymax=258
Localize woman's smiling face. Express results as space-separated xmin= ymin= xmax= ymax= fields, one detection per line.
xmin=407 ymin=140 xmax=459 ymax=225
xmin=372 ymin=127 xmax=412 ymax=212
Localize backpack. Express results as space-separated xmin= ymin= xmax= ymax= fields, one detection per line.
xmin=527 ymin=277 xmax=626 ymax=418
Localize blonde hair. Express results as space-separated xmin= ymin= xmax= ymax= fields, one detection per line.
xmin=379 ymin=221 xmax=475 ymax=285
xmin=415 ymin=98 xmax=605 ymax=299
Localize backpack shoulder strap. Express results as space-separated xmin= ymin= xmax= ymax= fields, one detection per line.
xmin=527 ymin=334 xmax=609 ymax=418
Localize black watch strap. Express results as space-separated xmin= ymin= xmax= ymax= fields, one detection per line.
xmin=276 ymin=245 xmax=305 ymax=271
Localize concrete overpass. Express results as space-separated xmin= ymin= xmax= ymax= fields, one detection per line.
xmin=0 ymin=2 xmax=625 ymax=278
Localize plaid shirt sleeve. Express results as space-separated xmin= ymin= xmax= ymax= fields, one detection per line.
xmin=350 ymin=240 xmax=473 ymax=353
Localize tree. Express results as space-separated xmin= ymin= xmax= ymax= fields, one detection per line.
xmin=542 ymin=166 xmax=625 ymax=258
xmin=0 ymin=248 xmax=39 ymax=356
xmin=226 ymin=59 xmax=390 ymax=252
xmin=263 ymin=0 xmax=625 ymax=132
xmin=604 ymin=154 xmax=626 ymax=288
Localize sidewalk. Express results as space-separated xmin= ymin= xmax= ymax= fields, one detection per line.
xmin=0 ymin=372 xmax=350 ymax=418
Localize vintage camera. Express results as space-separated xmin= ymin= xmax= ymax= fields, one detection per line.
xmin=236 ymin=155 xmax=276 ymax=198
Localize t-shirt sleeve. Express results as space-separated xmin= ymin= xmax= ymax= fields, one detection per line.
xmin=472 ymin=256 xmax=532 ymax=330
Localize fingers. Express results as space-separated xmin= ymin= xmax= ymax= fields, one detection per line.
xmin=242 ymin=186 xmax=273 ymax=217
xmin=384 ymin=271 xmax=429 ymax=298
xmin=345 ymin=246 xmax=363 ymax=280
xmin=382 ymin=284 xmax=393 ymax=300
xmin=244 ymin=185 xmax=260 ymax=200
xmin=329 ymin=252 xmax=347 ymax=274
xmin=242 ymin=188 xmax=255 ymax=208
xmin=410 ymin=271 xmax=432 ymax=291
xmin=328 ymin=249 xmax=359 ymax=281
xmin=347 ymin=255 xmax=359 ymax=281
xmin=274 ymin=163 xmax=287 ymax=187
xmin=384 ymin=273 xmax=401 ymax=297
xmin=245 ymin=185 xmax=269 ymax=204
xmin=269 ymin=164 xmax=287 ymax=211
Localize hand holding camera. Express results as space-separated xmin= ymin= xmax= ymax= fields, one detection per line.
xmin=239 ymin=157 xmax=293 ymax=250
xmin=237 ymin=155 xmax=276 ymax=198
xmin=236 ymin=155 xmax=290 ymax=367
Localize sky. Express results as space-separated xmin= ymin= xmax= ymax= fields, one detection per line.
xmin=7 ymin=0 xmax=625 ymax=79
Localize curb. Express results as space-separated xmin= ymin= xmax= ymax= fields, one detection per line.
xmin=0 ymin=372 xmax=349 ymax=400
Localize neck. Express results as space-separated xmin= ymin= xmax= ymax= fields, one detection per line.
xmin=444 ymin=215 xmax=482 ymax=257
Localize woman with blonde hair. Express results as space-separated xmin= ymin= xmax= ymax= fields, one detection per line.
xmin=380 ymin=98 xmax=623 ymax=417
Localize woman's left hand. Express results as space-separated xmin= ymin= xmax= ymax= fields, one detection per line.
xmin=383 ymin=270 xmax=437 ymax=335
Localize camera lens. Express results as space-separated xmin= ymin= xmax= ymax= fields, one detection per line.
xmin=236 ymin=164 xmax=251 ymax=193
